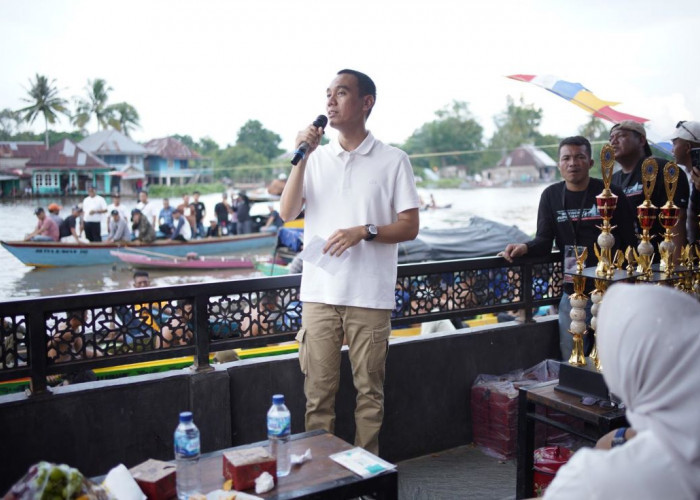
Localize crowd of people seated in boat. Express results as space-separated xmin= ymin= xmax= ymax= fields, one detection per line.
xmin=25 ymin=188 xmax=286 ymax=244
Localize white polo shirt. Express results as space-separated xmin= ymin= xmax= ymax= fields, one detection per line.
xmin=301 ymin=132 xmax=420 ymax=310
xmin=82 ymin=194 xmax=107 ymax=223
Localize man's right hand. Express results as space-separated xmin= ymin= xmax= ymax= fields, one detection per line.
xmin=499 ymin=243 xmax=528 ymax=262
xmin=295 ymin=123 xmax=324 ymax=159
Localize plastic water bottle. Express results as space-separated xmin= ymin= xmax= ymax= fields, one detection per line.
xmin=267 ymin=394 xmax=291 ymax=477
xmin=174 ymin=411 xmax=201 ymax=499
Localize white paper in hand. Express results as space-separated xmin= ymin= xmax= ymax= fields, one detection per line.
xmin=298 ymin=235 xmax=350 ymax=275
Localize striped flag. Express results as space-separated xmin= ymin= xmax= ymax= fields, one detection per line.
xmin=507 ymin=74 xmax=648 ymax=124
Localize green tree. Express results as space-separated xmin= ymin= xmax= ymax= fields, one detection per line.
xmin=484 ymin=96 xmax=545 ymax=168
xmin=217 ymin=145 xmax=268 ymax=181
xmin=197 ymin=136 xmax=220 ymax=157
xmin=107 ymin=102 xmax=140 ymax=137
xmin=173 ymin=134 xmax=197 ymax=150
xmin=72 ymin=78 xmax=113 ymax=132
xmin=0 ymin=108 xmax=24 ymax=140
xmin=16 ymin=74 xmax=68 ymax=147
xmin=578 ymin=116 xmax=609 ymax=142
xmin=403 ymin=100 xmax=484 ymax=171
xmin=236 ymin=120 xmax=283 ymax=160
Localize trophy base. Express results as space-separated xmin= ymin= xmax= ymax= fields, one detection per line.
xmin=555 ymin=361 xmax=609 ymax=400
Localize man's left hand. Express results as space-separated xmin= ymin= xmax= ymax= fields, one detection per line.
xmin=323 ymin=226 xmax=365 ymax=256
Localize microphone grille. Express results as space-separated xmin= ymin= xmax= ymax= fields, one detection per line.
xmin=313 ymin=115 xmax=328 ymax=128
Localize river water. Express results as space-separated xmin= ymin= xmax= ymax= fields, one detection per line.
xmin=0 ymin=185 xmax=547 ymax=301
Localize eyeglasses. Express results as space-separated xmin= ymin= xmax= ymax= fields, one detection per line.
xmin=676 ymin=121 xmax=699 ymax=142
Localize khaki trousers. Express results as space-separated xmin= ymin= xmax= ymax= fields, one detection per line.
xmin=296 ymin=302 xmax=391 ymax=455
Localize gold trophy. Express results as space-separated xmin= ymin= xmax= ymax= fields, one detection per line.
xmin=679 ymin=245 xmax=695 ymax=293
xmin=588 ymin=278 xmax=609 ymax=371
xmin=594 ymin=144 xmax=618 ymax=277
xmin=658 ymin=162 xmax=681 ymax=274
xmin=568 ymin=247 xmax=588 ymax=366
xmin=636 ymin=158 xmax=659 ymax=271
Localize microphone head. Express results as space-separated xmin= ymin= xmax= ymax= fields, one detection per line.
xmin=313 ymin=115 xmax=328 ymax=129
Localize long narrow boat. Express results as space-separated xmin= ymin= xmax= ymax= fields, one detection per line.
xmin=111 ymin=250 xmax=255 ymax=270
xmin=0 ymin=232 xmax=275 ymax=267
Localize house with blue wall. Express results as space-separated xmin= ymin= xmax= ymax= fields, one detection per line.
xmin=79 ymin=130 xmax=147 ymax=195
xmin=25 ymin=139 xmax=111 ymax=195
xmin=143 ymin=137 xmax=210 ymax=186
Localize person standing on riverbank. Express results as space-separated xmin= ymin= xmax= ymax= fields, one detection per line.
xmin=609 ymin=121 xmax=689 ymax=259
xmin=82 ymin=186 xmax=107 ymax=242
xmin=499 ymin=136 xmax=637 ymax=360
xmin=280 ymin=69 xmax=420 ymax=455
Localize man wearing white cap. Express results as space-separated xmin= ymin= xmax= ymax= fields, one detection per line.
xmin=610 ymin=120 xmax=689 ymax=260
xmin=670 ymin=120 xmax=700 ymax=243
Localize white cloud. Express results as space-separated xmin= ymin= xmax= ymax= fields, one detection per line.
xmin=2 ymin=0 xmax=699 ymax=152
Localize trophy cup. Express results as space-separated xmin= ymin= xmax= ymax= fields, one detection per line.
xmin=636 ymin=158 xmax=659 ymax=271
xmin=588 ymin=278 xmax=609 ymax=371
xmin=658 ymin=162 xmax=681 ymax=274
xmin=568 ymin=247 xmax=588 ymax=367
xmin=594 ymin=145 xmax=618 ymax=277
xmin=679 ymin=245 xmax=695 ymax=293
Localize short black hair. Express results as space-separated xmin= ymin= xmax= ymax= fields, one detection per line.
xmin=193 ymin=191 xmax=200 ymax=195
xmin=133 ymin=270 xmax=149 ymax=280
xmin=337 ymin=69 xmax=376 ymax=117
xmin=558 ymin=136 xmax=592 ymax=158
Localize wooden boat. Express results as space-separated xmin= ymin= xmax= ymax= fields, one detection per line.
xmin=111 ymin=250 xmax=255 ymax=270
xmin=0 ymin=232 xmax=275 ymax=267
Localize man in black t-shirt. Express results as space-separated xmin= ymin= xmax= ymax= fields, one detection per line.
xmin=192 ymin=191 xmax=206 ymax=238
xmin=669 ymin=120 xmax=700 ymax=243
xmin=213 ymin=192 xmax=231 ymax=235
xmin=609 ymin=121 xmax=689 ymax=259
xmin=501 ymin=136 xmax=637 ymax=360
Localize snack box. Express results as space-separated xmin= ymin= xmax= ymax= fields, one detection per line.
xmin=129 ymin=459 xmax=177 ymax=500
xmin=222 ymin=447 xmax=276 ymax=491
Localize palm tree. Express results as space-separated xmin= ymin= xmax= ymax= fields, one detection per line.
xmin=107 ymin=102 xmax=140 ymax=137
xmin=16 ymin=74 xmax=68 ymax=147
xmin=72 ymin=78 xmax=113 ymax=132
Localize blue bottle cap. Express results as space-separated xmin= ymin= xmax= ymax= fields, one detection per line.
xmin=272 ymin=394 xmax=284 ymax=405
xmin=179 ymin=411 xmax=193 ymax=422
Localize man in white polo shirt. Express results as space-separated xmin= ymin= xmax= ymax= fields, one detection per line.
xmin=280 ymin=69 xmax=420 ymax=454
xmin=82 ymin=185 xmax=108 ymax=242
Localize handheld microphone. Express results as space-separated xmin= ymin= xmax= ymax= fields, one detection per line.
xmin=291 ymin=115 xmax=328 ymax=165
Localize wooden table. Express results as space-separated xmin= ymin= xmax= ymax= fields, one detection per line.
xmin=200 ymin=429 xmax=398 ymax=500
xmin=515 ymin=380 xmax=627 ymax=499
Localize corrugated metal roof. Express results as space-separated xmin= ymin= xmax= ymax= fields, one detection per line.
xmin=497 ymin=145 xmax=556 ymax=168
xmin=143 ymin=137 xmax=202 ymax=160
xmin=25 ymin=139 xmax=110 ymax=170
xmin=0 ymin=141 xmax=46 ymax=159
xmin=78 ymin=130 xmax=147 ymax=155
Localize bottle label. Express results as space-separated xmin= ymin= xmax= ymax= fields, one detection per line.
xmin=175 ymin=434 xmax=200 ymax=458
xmin=267 ymin=415 xmax=291 ymax=438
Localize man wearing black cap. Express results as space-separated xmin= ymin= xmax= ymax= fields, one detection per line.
xmin=670 ymin=120 xmax=700 ymax=243
xmin=60 ymin=206 xmax=85 ymax=243
xmin=610 ymin=120 xmax=689 ymax=260
xmin=130 ymin=208 xmax=156 ymax=243
xmin=25 ymin=207 xmax=59 ymax=241
xmin=106 ymin=209 xmax=130 ymax=242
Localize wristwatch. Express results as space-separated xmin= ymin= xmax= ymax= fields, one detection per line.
xmin=611 ymin=427 xmax=628 ymax=447
xmin=364 ymin=224 xmax=378 ymax=241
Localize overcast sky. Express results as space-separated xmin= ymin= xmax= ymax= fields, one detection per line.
xmin=2 ymin=0 xmax=699 ymax=152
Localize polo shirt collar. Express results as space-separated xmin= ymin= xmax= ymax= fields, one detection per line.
xmin=330 ymin=131 xmax=376 ymax=156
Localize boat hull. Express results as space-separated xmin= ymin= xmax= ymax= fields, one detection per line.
xmin=1 ymin=233 xmax=275 ymax=267
xmin=111 ymin=251 xmax=255 ymax=270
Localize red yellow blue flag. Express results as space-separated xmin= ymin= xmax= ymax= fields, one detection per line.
xmin=507 ymin=74 xmax=648 ymax=124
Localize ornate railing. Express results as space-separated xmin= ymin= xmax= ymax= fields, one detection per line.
xmin=0 ymin=254 xmax=561 ymax=395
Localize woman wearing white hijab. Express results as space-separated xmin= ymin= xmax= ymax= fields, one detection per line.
xmin=544 ymin=283 xmax=700 ymax=499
